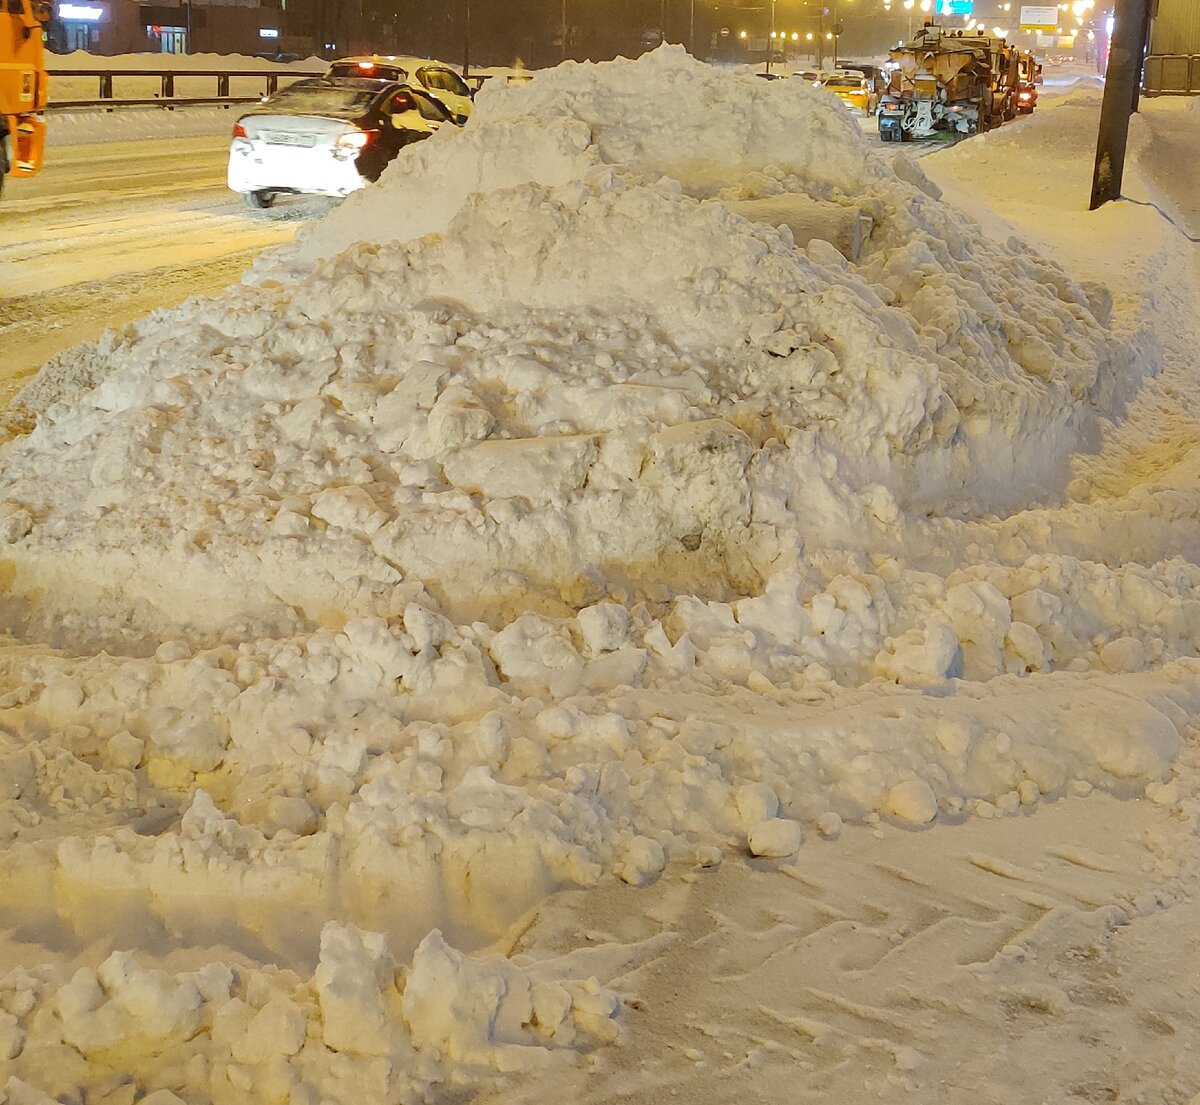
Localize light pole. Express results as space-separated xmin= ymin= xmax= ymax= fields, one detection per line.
xmin=689 ymin=0 xmax=696 ymax=54
xmin=462 ymin=0 xmax=470 ymax=77
xmin=561 ymin=0 xmax=567 ymax=60
xmin=766 ymin=0 xmax=777 ymax=73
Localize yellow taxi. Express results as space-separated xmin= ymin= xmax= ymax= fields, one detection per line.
xmin=821 ymin=71 xmax=875 ymax=114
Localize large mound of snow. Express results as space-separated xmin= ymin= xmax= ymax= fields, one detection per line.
xmin=4 ymin=47 xmax=1198 ymax=1104
xmin=4 ymin=48 xmax=1135 ymax=636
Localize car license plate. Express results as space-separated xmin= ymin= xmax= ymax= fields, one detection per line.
xmin=265 ymin=132 xmax=316 ymax=147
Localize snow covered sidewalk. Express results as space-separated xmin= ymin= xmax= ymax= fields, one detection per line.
xmin=0 ymin=51 xmax=1199 ymax=1104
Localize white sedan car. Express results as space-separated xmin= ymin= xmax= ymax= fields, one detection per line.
xmin=228 ymin=78 xmax=456 ymax=208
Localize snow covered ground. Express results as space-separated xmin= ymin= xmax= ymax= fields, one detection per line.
xmin=1 ymin=48 xmax=1199 ymax=1104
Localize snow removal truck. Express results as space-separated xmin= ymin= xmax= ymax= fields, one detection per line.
xmin=0 ymin=0 xmax=49 ymax=198
xmin=877 ymin=23 xmax=1021 ymax=142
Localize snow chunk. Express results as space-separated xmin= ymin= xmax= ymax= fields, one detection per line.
xmin=885 ymin=779 xmax=939 ymax=825
xmin=313 ymin=923 xmax=396 ymax=1056
xmin=748 ymin=818 xmax=803 ymax=857
xmin=403 ymin=929 xmax=620 ymax=1068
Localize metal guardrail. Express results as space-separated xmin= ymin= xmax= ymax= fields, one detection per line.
xmin=45 ymin=68 xmax=326 ymax=111
xmin=1143 ymin=54 xmax=1200 ymax=95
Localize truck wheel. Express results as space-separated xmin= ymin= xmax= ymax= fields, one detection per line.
xmin=246 ymin=190 xmax=276 ymax=210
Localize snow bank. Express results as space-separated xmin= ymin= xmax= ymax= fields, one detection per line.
xmin=0 ymin=920 xmax=616 ymax=1104
xmin=45 ymin=50 xmax=325 ymax=143
xmin=48 ymin=50 xmax=325 ymax=72
xmin=47 ymin=105 xmax=246 ymax=146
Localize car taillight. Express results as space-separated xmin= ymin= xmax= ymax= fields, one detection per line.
xmin=232 ymin=122 xmax=247 ymax=138
xmin=335 ymin=129 xmax=379 ymax=150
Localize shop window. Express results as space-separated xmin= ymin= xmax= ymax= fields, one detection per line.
xmin=64 ymin=20 xmax=97 ymax=47
xmin=146 ymin=23 xmax=187 ymax=52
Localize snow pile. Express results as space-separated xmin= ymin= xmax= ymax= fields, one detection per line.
xmin=6 ymin=49 xmax=1137 ymax=637
xmin=1 ymin=47 xmax=1193 ymax=1102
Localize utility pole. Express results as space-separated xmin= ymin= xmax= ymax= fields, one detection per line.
xmin=561 ymin=0 xmax=567 ymax=60
xmin=1089 ymin=0 xmax=1152 ymax=209
xmin=690 ymin=0 xmax=695 ymax=55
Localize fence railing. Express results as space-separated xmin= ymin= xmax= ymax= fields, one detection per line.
xmin=46 ymin=68 xmax=326 ymax=111
xmin=1143 ymin=54 xmax=1200 ymax=95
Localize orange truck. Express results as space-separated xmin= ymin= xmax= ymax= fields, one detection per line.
xmin=1 ymin=0 xmax=50 ymax=198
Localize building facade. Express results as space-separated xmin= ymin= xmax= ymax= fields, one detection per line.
xmin=1146 ymin=0 xmax=1200 ymax=93
xmin=51 ymin=0 xmax=289 ymax=57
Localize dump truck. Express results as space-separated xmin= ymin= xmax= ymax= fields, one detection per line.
xmin=878 ymin=23 xmax=1017 ymax=142
xmin=1 ymin=0 xmax=50 ymax=199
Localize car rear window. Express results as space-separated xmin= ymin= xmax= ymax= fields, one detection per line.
xmin=256 ymin=87 xmax=378 ymax=117
xmin=328 ymin=62 xmax=407 ymax=81
xmin=826 ymin=78 xmax=863 ymax=89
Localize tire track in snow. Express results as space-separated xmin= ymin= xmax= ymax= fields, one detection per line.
xmin=483 ymin=790 xmax=1194 ymax=1104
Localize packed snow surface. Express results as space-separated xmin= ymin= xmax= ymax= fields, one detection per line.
xmin=2 ymin=47 xmax=1199 ymax=1103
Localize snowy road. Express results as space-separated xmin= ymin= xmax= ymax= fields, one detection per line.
xmin=0 ymin=133 xmax=329 ymax=399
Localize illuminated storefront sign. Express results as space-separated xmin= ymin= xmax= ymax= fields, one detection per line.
xmin=59 ymin=2 xmax=105 ymax=19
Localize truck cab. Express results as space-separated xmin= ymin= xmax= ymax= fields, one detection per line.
xmin=1 ymin=0 xmax=50 ymax=196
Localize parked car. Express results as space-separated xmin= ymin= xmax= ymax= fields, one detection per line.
xmin=839 ymin=61 xmax=883 ymax=84
xmin=227 ymin=77 xmax=457 ymax=209
xmin=792 ymin=68 xmax=829 ymax=87
xmin=821 ymin=71 xmax=876 ymax=114
xmin=325 ymin=56 xmax=475 ymax=123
